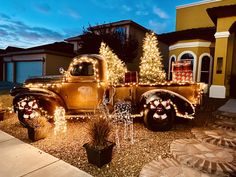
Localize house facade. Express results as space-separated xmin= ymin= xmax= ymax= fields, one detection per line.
xmin=1 ymin=42 xmax=75 ymax=83
xmin=65 ymin=20 xmax=169 ymax=72
xmin=0 ymin=49 xmax=5 ymax=81
xmin=159 ymin=0 xmax=236 ymax=98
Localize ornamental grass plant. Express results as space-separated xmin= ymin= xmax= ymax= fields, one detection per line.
xmin=25 ymin=116 xmax=50 ymax=129
xmin=87 ymin=115 xmax=113 ymax=150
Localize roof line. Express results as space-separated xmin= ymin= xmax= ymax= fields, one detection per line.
xmin=176 ymin=0 xmax=222 ymax=9
xmin=1 ymin=49 xmax=74 ymax=57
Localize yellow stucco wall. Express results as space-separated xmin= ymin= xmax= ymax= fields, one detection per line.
xmin=169 ymin=39 xmax=215 ymax=81
xmin=212 ymin=16 xmax=236 ymax=96
xmin=45 ymin=54 xmax=73 ymax=75
xmin=169 ymin=40 xmax=214 ymax=58
xmin=217 ymin=16 xmax=236 ymax=32
xmin=225 ymin=33 xmax=235 ymax=93
xmin=176 ymin=0 xmax=236 ymax=31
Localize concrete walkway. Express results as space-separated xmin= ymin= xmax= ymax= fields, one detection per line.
xmin=218 ymin=99 xmax=236 ymax=113
xmin=0 ymin=130 xmax=92 ymax=177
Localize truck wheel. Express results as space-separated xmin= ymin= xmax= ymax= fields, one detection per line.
xmin=143 ymin=99 xmax=175 ymax=131
xmin=16 ymin=96 xmax=40 ymax=128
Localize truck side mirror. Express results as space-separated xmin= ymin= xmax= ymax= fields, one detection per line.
xmin=59 ymin=67 xmax=66 ymax=74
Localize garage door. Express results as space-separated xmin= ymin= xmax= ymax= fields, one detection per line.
xmin=6 ymin=62 xmax=13 ymax=82
xmin=16 ymin=61 xmax=43 ymax=83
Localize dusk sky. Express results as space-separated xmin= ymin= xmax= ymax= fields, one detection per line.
xmin=0 ymin=0 xmax=198 ymax=49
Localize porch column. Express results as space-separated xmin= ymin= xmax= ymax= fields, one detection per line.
xmin=209 ymin=31 xmax=230 ymax=98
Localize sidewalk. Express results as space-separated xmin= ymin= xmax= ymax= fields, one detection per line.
xmin=0 ymin=130 xmax=92 ymax=177
xmin=218 ymin=99 xmax=236 ymax=113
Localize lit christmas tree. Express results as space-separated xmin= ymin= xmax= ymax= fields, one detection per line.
xmin=139 ymin=32 xmax=166 ymax=84
xmin=99 ymin=42 xmax=127 ymax=84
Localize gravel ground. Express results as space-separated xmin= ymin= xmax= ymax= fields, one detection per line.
xmin=0 ymin=92 xmax=227 ymax=177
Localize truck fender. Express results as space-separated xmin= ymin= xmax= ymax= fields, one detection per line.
xmin=12 ymin=88 xmax=66 ymax=115
xmin=140 ymin=89 xmax=195 ymax=119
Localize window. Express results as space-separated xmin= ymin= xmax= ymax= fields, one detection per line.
xmin=114 ymin=27 xmax=127 ymax=44
xmin=178 ymin=51 xmax=196 ymax=81
xmin=180 ymin=53 xmax=194 ymax=60
xmin=70 ymin=62 xmax=94 ymax=76
xmin=180 ymin=53 xmax=194 ymax=70
xmin=200 ymin=56 xmax=211 ymax=83
xmin=169 ymin=56 xmax=176 ymax=80
xmin=115 ymin=27 xmax=126 ymax=35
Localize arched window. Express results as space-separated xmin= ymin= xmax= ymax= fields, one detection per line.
xmin=168 ymin=55 xmax=176 ymax=80
xmin=178 ymin=51 xmax=196 ymax=81
xmin=180 ymin=53 xmax=194 ymax=71
xmin=198 ymin=54 xmax=212 ymax=84
xmin=180 ymin=53 xmax=194 ymax=60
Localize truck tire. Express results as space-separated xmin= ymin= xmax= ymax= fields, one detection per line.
xmin=16 ymin=96 xmax=43 ymax=128
xmin=143 ymin=100 xmax=175 ymax=131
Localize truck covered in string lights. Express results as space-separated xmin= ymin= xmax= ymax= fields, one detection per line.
xmin=10 ymin=54 xmax=203 ymax=131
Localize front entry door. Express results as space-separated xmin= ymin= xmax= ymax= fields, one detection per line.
xmin=230 ymin=45 xmax=236 ymax=98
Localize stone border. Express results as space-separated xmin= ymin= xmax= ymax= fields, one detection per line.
xmin=191 ymin=128 xmax=236 ymax=150
xmin=170 ymin=139 xmax=236 ymax=176
xmin=139 ymin=158 xmax=212 ymax=177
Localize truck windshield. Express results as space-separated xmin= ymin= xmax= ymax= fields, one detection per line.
xmin=70 ymin=62 xmax=94 ymax=76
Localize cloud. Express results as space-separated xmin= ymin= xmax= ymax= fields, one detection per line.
xmin=135 ymin=11 xmax=148 ymax=16
xmin=90 ymin=0 xmax=121 ymax=9
xmin=0 ymin=13 xmax=11 ymax=20
xmin=66 ymin=8 xmax=81 ymax=19
xmin=153 ymin=7 xmax=169 ymax=19
xmin=35 ymin=3 xmax=51 ymax=14
xmin=0 ymin=13 xmax=65 ymax=48
xmin=135 ymin=3 xmax=149 ymax=16
xmin=148 ymin=20 xmax=168 ymax=33
xmin=0 ymin=29 xmax=8 ymax=36
xmin=121 ymin=5 xmax=132 ymax=12
xmin=58 ymin=7 xmax=81 ymax=20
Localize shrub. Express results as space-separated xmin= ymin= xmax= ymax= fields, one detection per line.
xmin=87 ymin=116 xmax=112 ymax=149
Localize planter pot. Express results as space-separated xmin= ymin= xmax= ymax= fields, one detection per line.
xmin=83 ymin=142 xmax=115 ymax=168
xmin=0 ymin=111 xmax=4 ymax=121
xmin=0 ymin=110 xmax=6 ymax=121
xmin=27 ymin=126 xmax=49 ymax=141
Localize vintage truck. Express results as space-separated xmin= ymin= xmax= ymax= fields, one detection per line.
xmin=10 ymin=54 xmax=203 ymax=131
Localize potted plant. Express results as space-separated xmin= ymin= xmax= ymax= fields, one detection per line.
xmin=0 ymin=103 xmax=6 ymax=121
xmin=83 ymin=116 xmax=115 ymax=168
xmin=25 ymin=115 xmax=51 ymax=141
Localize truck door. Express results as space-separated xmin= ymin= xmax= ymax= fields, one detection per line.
xmin=61 ymin=61 xmax=99 ymax=110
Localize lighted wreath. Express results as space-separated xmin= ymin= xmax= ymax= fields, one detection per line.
xmin=18 ymin=98 xmax=40 ymax=119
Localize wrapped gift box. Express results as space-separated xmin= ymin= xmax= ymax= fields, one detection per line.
xmin=125 ymin=71 xmax=138 ymax=84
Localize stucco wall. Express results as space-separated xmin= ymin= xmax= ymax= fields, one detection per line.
xmin=176 ymin=0 xmax=236 ymax=31
xmin=169 ymin=39 xmax=215 ymax=81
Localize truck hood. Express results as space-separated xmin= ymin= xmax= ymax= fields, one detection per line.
xmin=25 ymin=75 xmax=64 ymax=84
